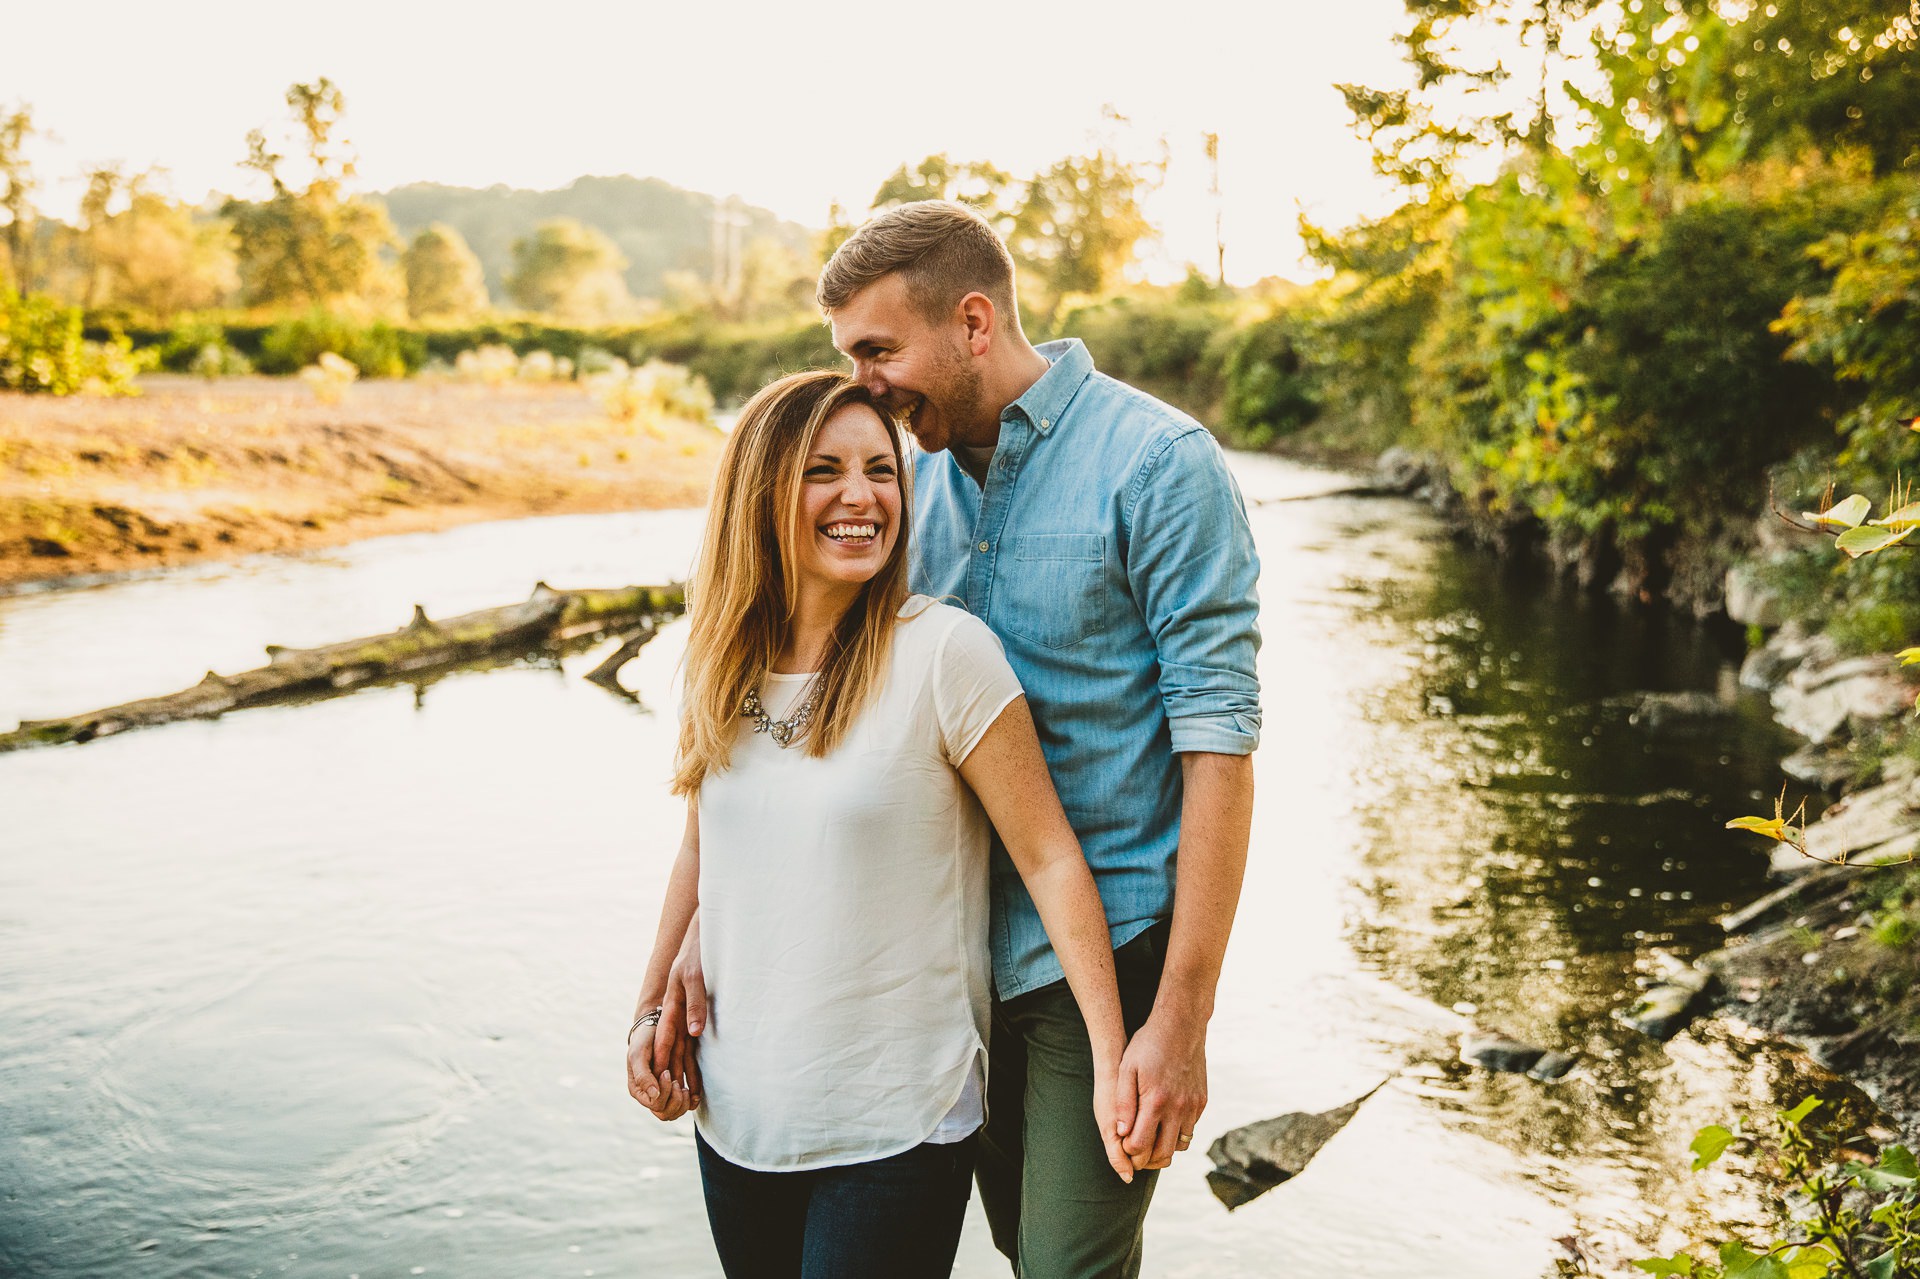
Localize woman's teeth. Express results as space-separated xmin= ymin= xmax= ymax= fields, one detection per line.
xmin=823 ymin=523 xmax=877 ymax=542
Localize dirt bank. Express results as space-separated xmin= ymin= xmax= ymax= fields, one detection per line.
xmin=0 ymin=375 xmax=722 ymax=591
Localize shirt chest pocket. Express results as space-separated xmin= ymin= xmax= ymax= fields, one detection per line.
xmin=995 ymin=533 xmax=1112 ymax=650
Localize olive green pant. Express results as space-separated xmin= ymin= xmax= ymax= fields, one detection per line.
xmin=978 ymin=922 xmax=1168 ymax=1279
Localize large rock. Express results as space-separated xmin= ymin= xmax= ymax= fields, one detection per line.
xmin=1725 ymin=563 xmax=1786 ymax=629
xmin=1740 ymin=623 xmax=1829 ymax=693
xmin=1781 ymin=743 xmax=1858 ymax=789
xmin=1205 ymin=1086 xmax=1382 ymax=1210
xmin=1373 ymin=447 xmax=1430 ymax=495
xmin=1771 ymin=653 xmax=1912 ymax=745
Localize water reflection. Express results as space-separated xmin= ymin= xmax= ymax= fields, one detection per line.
xmin=0 ymin=458 xmax=1865 ymax=1278
xmin=1334 ymin=512 xmax=1856 ymax=1258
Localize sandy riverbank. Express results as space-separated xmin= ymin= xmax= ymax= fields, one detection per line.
xmin=0 ymin=376 xmax=722 ymax=591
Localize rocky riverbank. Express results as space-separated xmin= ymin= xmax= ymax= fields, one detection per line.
xmin=1362 ymin=446 xmax=1920 ymax=1138
xmin=1699 ymin=620 xmax=1920 ymax=1138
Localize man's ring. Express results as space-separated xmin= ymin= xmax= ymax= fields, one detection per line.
xmin=1178 ymin=1130 xmax=1194 ymax=1143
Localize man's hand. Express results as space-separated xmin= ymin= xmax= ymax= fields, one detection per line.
xmin=652 ymin=914 xmax=706 ymax=1103
xmin=1113 ymin=1009 xmax=1207 ymax=1169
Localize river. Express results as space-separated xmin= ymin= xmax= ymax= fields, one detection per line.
xmin=0 ymin=452 xmax=1851 ymax=1278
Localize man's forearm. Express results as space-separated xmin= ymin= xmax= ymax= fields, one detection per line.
xmin=1154 ymin=751 xmax=1254 ymax=1028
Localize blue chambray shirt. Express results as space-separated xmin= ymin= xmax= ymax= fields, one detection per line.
xmin=910 ymin=338 xmax=1262 ymax=998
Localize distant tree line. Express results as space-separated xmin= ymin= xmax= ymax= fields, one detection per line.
xmin=0 ymin=81 xmax=1188 ymax=336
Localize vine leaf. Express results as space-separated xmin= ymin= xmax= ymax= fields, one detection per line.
xmin=1690 ymin=1123 xmax=1738 ymax=1170
xmin=1835 ymin=523 xmax=1915 ymax=558
xmin=1802 ymin=493 xmax=1871 ymax=527
xmin=1718 ymin=1241 xmax=1790 ymax=1278
xmin=1781 ymin=1096 xmax=1822 ymax=1126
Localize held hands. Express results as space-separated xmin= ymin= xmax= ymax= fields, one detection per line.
xmin=625 ymin=919 xmax=706 ymax=1121
xmin=625 ymin=1018 xmax=696 ymax=1120
xmin=652 ymin=916 xmax=707 ymax=1101
xmin=1113 ymin=1010 xmax=1207 ymax=1171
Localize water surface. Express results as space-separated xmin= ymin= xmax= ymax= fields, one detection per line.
xmin=0 ymin=455 xmax=1842 ymax=1277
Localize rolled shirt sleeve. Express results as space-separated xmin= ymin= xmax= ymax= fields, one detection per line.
xmin=1123 ymin=427 xmax=1263 ymax=756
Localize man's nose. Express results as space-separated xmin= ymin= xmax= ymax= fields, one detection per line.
xmin=853 ymin=358 xmax=886 ymax=397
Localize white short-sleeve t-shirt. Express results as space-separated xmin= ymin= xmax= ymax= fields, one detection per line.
xmin=693 ymin=596 xmax=1024 ymax=1172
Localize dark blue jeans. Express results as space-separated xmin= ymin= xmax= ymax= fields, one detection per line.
xmin=695 ymin=1129 xmax=976 ymax=1279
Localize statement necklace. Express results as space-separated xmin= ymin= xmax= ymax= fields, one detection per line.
xmin=741 ymin=676 xmax=822 ymax=748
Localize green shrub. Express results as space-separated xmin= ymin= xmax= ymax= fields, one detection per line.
xmin=257 ymin=311 xmax=427 ymax=377
xmin=1059 ymin=294 xmax=1237 ymax=421
xmin=1421 ymin=178 xmax=1877 ymax=548
xmin=1218 ymin=311 xmax=1321 ymax=449
xmin=0 ymin=291 xmax=151 ymax=395
xmin=159 ymin=318 xmax=252 ymax=376
xmin=1626 ymin=1098 xmax=1917 ymax=1279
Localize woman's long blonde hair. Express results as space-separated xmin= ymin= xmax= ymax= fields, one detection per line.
xmin=672 ymin=370 xmax=911 ymax=795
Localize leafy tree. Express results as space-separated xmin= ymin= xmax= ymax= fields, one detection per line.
xmin=859 ymin=131 xmax=1162 ymax=323
xmin=401 ymin=223 xmax=490 ymax=321
xmin=870 ymin=155 xmax=1019 ymax=230
xmin=1009 ymin=138 xmax=1162 ymax=319
xmin=1728 ymin=0 xmax=1920 ymax=176
xmin=381 ymin=176 xmax=813 ymax=304
xmin=663 ymin=236 xmax=812 ymax=323
xmin=506 ymin=217 xmax=633 ymax=322
xmin=0 ymin=105 xmax=37 ymax=293
xmin=223 ymin=79 xmax=399 ymax=311
xmin=74 ymin=168 xmax=237 ymax=318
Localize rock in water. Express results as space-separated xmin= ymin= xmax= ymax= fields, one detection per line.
xmin=1527 ymin=1051 xmax=1580 ymax=1082
xmin=1205 ymin=1083 xmax=1385 ymax=1210
xmin=1620 ymin=965 xmax=1720 ymax=1039
xmin=1460 ymin=1032 xmax=1547 ymax=1074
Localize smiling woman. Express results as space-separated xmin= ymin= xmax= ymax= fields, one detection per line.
xmin=620 ymin=368 xmax=1133 ymax=1278
xmin=794 ymin=405 xmax=904 ymax=597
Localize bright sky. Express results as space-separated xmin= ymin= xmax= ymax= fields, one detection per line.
xmin=1 ymin=0 xmax=1420 ymax=284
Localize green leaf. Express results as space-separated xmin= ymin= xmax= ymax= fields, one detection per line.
xmin=1861 ymin=1251 xmax=1895 ymax=1279
xmin=1780 ymin=1245 xmax=1840 ymax=1279
xmin=1896 ymin=647 xmax=1920 ymax=666
xmin=1634 ymin=1255 xmax=1699 ymax=1276
xmin=1781 ymin=1097 xmax=1823 ymax=1127
xmin=1805 ymin=494 xmax=1872 ymax=528
xmin=1692 ymin=1124 xmax=1739 ymax=1170
xmin=1835 ymin=523 xmax=1916 ymax=558
xmin=1724 ymin=1252 xmax=1790 ymax=1279
xmin=1878 ymin=1144 xmax=1917 ymax=1179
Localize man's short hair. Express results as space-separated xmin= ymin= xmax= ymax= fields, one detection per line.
xmin=817 ymin=200 xmax=1017 ymax=322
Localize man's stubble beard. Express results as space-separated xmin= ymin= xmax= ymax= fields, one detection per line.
xmin=927 ymin=342 xmax=989 ymax=453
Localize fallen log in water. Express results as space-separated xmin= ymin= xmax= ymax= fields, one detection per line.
xmin=1 ymin=581 xmax=684 ymax=753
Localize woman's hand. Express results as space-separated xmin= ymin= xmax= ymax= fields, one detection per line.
xmin=1093 ymin=1059 xmax=1136 ymax=1184
xmin=626 ymin=1021 xmax=696 ymax=1121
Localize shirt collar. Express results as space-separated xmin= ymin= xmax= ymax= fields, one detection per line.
xmin=1003 ymin=339 xmax=1094 ymax=435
